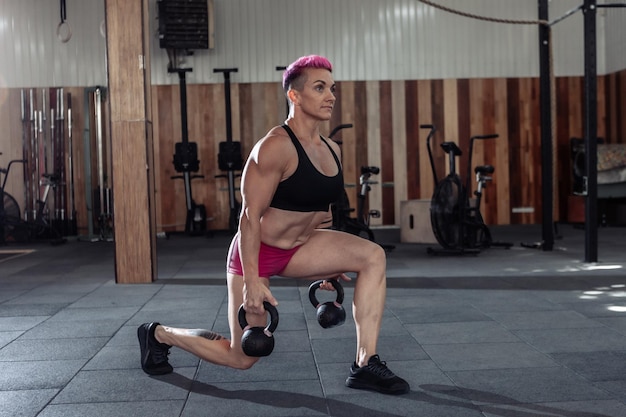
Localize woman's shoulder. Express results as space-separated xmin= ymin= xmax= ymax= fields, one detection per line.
xmin=248 ymin=126 xmax=296 ymax=161
xmin=256 ymin=125 xmax=292 ymax=149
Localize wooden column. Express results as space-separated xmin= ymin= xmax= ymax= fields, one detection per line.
xmin=105 ymin=0 xmax=157 ymax=283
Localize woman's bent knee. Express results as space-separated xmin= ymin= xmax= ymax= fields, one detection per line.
xmin=227 ymin=348 xmax=261 ymax=370
xmin=364 ymin=244 xmax=387 ymax=272
xmin=233 ymin=355 xmax=260 ymax=370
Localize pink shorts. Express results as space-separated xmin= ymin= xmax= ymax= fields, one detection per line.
xmin=227 ymin=233 xmax=301 ymax=278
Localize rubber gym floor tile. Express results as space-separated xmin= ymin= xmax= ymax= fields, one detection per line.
xmin=182 ymin=380 xmax=327 ymax=417
xmin=0 ymin=331 xmax=22 ymax=349
xmin=596 ymin=316 xmax=626 ymax=335
xmin=4 ymin=291 xmax=87 ymax=306
xmin=327 ymin=391 xmax=484 ymax=417
xmin=0 ymin=303 xmax=68 ymax=317
xmin=457 ymin=289 xmax=563 ymax=313
xmin=128 ymin=307 xmax=219 ymax=327
xmin=593 ymin=380 xmax=626 ymax=404
xmin=195 ymin=351 xmax=318 ymax=384
xmin=150 ymin=283 xmax=228 ymax=299
xmin=405 ymin=320 xmax=521 ymax=345
xmin=391 ymin=304 xmax=491 ymax=325
xmin=272 ymin=329 xmax=314 ymax=353
xmin=139 ymin=296 xmax=224 ymax=312
xmin=447 ymin=367 xmax=612 ymax=404
xmin=0 ymin=360 xmax=87 ymax=390
xmin=384 ymin=290 xmax=469 ymax=309
xmin=480 ymin=400 xmax=626 ymax=417
xmin=513 ymin=327 xmax=626 ymax=353
xmin=67 ymin=294 xmax=156 ymax=308
xmin=558 ymin=300 xmax=626 ymax=319
xmin=485 ymin=309 xmax=602 ymax=330
xmin=550 ymin=351 xmax=626 ymax=382
xmin=46 ymin=305 xmax=140 ymax=322
xmin=36 ymin=400 xmax=185 ymax=417
xmin=0 ymin=389 xmax=59 ymax=417
xmin=0 ymin=289 xmax=28 ymax=303
xmin=310 ymin=336 xmax=358 ymax=365
xmin=51 ymin=368 xmax=196 ymax=404
xmin=269 ymin=311 xmax=308 ymax=332
xmin=421 ymin=342 xmax=557 ymax=371
xmin=82 ymin=344 xmax=199 ymax=371
xmin=0 ymin=337 xmax=108 ymax=361
xmin=0 ymin=315 xmax=48 ymax=331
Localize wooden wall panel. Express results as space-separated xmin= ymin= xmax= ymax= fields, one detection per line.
xmin=338 ymin=81 xmax=357 ymax=209
xmin=417 ymin=80 xmax=434 ymax=200
xmin=3 ymin=68 xmax=625 ymax=234
xmin=615 ymin=72 xmax=622 ymax=141
xmin=404 ymin=81 xmax=420 ymax=201
xmin=366 ymin=81 xmax=382 ymax=226
xmin=378 ymin=81 xmax=392 ymax=225
xmin=621 ymin=71 xmax=626 ymax=141
xmin=66 ymin=87 xmax=88 ymax=235
xmin=0 ymin=89 xmax=25 ymax=210
xmin=391 ymin=80 xmax=407 ymax=224
xmin=493 ymin=78 xmax=511 ymax=225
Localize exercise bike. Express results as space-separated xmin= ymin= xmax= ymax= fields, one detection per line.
xmin=421 ymin=124 xmax=511 ymax=255
xmin=329 ymin=125 xmax=394 ymax=251
xmin=0 ymin=158 xmax=25 ymax=244
xmin=0 ymin=156 xmax=66 ymax=245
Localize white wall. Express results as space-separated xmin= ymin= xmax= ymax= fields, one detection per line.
xmin=0 ymin=0 xmax=107 ymax=88
xmin=0 ymin=0 xmax=623 ymax=88
xmin=604 ymin=2 xmax=626 ymax=73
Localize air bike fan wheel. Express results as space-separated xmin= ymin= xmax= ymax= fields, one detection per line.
xmin=430 ymin=174 xmax=465 ymax=250
xmin=2 ymin=192 xmax=25 ymax=242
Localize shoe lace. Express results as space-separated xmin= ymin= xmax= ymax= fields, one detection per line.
xmin=152 ymin=344 xmax=170 ymax=363
xmin=366 ymin=359 xmax=395 ymax=378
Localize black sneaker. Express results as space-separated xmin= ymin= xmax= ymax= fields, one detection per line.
xmin=345 ymin=354 xmax=410 ymax=395
xmin=137 ymin=322 xmax=173 ymax=375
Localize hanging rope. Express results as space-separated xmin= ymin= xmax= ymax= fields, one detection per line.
xmin=416 ymin=0 xmax=549 ymax=26
xmin=416 ymin=0 xmax=572 ymax=220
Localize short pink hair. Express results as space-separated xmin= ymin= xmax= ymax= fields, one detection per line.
xmin=282 ymin=55 xmax=333 ymax=93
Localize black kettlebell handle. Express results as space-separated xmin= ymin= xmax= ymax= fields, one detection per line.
xmin=237 ymin=301 xmax=279 ymax=335
xmin=308 ymin=279 xmax=345 ymax=308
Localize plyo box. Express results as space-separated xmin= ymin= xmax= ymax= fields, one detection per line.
xmin=400 ymin=200 xmax=437 ymax=244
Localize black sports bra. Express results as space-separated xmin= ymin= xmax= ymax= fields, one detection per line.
xmin=269 ymin=125 xmax=344 ymax=212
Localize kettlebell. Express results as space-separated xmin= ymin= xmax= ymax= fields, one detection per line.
xmin=238 ymin=301 xmax=279 ymax=357
xmin=308 ymin=279 xmax=346 ymax=328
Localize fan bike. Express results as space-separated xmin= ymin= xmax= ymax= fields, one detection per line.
xmin=421 ymin=124 xmax=511 ymax=255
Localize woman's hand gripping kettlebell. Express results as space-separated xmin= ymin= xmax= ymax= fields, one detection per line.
xmin=308 ymin=277 xmax=347 ymax=329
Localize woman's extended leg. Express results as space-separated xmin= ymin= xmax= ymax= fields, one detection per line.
xmin=139 ymin=273 xmax=270 ymax=373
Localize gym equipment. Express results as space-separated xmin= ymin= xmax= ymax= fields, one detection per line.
xmin=333 ymin=165 xmax=380 ymax=242
xmin=308 ymin=279 xmax=346 ymax=329
xmin=214 ymin=68 xmax=242 ymax=234
xmin=169 ymin=67 xmax=207 ymax=236
xmin=0 ymin=157 xmax=65 ymax=245
xmin=81 ymin=87 xmax=113 ymax=241
xmin=422 ymin=124 xmax=511 ymax=255
xmin=0 ymin=157 xmax=25 ymax=244
xmin=157 ymin=0 xmax=212 ymax=50
xmin=328 ymin=124 xmax=394 ymax=251
xmin=66 ymin=92 xmax=77 ymax=236
xmin=237 ymin=301 xmax=279 ymax=357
